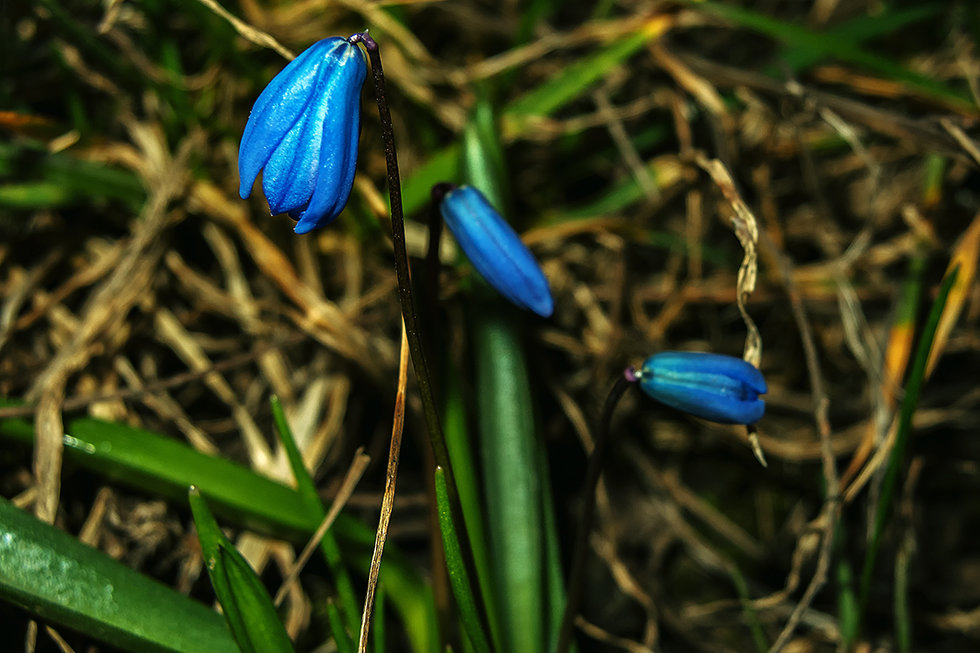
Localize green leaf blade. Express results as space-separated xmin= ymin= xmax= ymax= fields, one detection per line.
xmin=434 ymin=466 xmax=493 ymax=653
xmin=189 ymin=487 xmax=296 ymax=653
xmin=472 ymin=307 xmax=545 ymax=653
xmin=0 ymin=497 xmax=238 ymax=653
xmin=270 ymin=395 xmax=360 ymax=641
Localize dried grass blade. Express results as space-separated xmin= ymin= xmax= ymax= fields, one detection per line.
xmin=358 ymin=322 xmax=409 ymax=652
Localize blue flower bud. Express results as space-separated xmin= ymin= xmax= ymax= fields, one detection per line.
xmin=239 ymin=37 xmax=366 ymax=234
xmin=439 ymin=185 xmax=554 ymax=317
xmin=635 ymin=352 xmax=767 ymax=425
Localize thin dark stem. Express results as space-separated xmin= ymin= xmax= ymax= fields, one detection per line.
xmin=349 ymin=32 xmax=453 ymax=489
xmin=555 ymin=370 xmax=637 ymax=653
xmin=351 ymin=32 xmax=486 ymax=648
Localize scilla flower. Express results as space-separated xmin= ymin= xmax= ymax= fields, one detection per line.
xmin=633 ymin=352 xmax=766 ymax=424
xmin=439 ymin=185 xmax=554 ymax=317
xmin=239 ymin=37 xmax=366 ymax=234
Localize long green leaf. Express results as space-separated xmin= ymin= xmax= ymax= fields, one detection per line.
xmin=0 ymin=142 xmax=145 ymax=211
xmin=442 ymin=363 xmax=500 ymax=648
xmin=434 ymin=466 xmax=493 ymax=653
xmin=472 ymin=306 xmax=545 ymax=653
xmin=326 ymin=600 xmax=355 ymax=653
xmin=462 ymin=96 xmax=509 ymax=212
xmin=0 ymin=497 xmax=238 ymax=653
xmin=270 ymin=396 xmax=359 ymax=641
xmin=0 ymin=414 xmax=322 ymax=537
xmin=895 ymin=538 xmax=913 ymax=653
xmin=858 ymin=267 xmax=959 ymax=618
xmin=189 ymin=487 xmax=295 ymax=653
xmin=463 ymin=96 xmax=566 ymax=652
xmin=536 ymin=436 xmax=568 ymax=653
xmin=836 ymin=522 xmax=860 ymax=648
xmin=0 ymin=182 xmax=75 ymax=209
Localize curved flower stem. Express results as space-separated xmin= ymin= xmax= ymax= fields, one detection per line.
xmin=351 ymin=32 xmax=483 ymax=644
xmin=555 ymin=369 xmax=637 ymax=653
xmin=350 ymin=32 xmax=453 ymax=493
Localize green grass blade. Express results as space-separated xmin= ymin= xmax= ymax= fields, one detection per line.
xmin=858 ymin=267 xmax=959 ymax=619
xmin=21 ymin=415 xmax=321 ymax=537
xmin=326 ymin=600 xmax=356 ymax=653
xmin=0 ymin=182 xmax=75 ymax=209
xmin=462 ymin=97 xmax=509 ymax=213
xmin=504 ymin=23 xmax=664 ymax=132
xmin=692 ymin=1 xmax=973 ymax=110
xmin=780 ymin=6 xmax=939 ymax=73
xmin=546 ymin=146 xmax=673 ymax=222
xmin=189 ymin=487 xmax=295 ymax=653
xmin=434 ymin=466 xmax=493 ymax=653
xmin=536 ymin=437 xmax=568 ymax=652
xmin=270 ymin=396 xmax=321 ymax=508
xmin=455 ymin=98 xmax=512 ymax=651
xmin=442 ymin=364 xmax=500 ymax=648
xmin=0 ymin=497 xmax=238 ymax=653
xmin=270 ymin=396 xmax=360 ymax=640
xmin=401 ymin=144 xmax=459 ymax=218
xmin=923 ymin=154 xmax=946 ymax=208
xmin=514 ymin=0 xmax=555 ymax=46
xmin=836 ymin=526 xmax=860 ymax=647
xmin=728 ymin=563 xmax=768 ymax=653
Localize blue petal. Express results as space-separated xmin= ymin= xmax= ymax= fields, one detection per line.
xmin=239 ymin=38 xmax=344 ymax=200
xmin=294 ymin=42 xmax=366 ymax=233
xmin=260 ymin=106 xmax=320 ymax=214
xmin=638 ymin=352 xmax=766 ymax=424
xmin=440 ymin=186 xmax=554 ymax=317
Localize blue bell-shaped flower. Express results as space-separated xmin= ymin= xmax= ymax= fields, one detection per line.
xmin=239 ymin=37 xmax=366 ymax=234
xmin=439 ymin=185 xmax=554 ymax=317
xmin=635 ymin=352 xmax=767 ymax=424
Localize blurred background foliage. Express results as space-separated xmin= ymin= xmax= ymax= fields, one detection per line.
xmin=2 ymin=0 xmax=980 ymax=651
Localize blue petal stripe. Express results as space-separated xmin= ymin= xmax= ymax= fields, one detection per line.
xmin=295 ymin=43 xmax=366 ymax=233
xmin=261 ymin=106 xmax=319 ymax=214
xmin=238 ymin=38 xmax=345 ymax=200
xmin=653 ymin=352 xmax=767 ymax=394
xmin=639 ymin=352 xmax=766 ymax=424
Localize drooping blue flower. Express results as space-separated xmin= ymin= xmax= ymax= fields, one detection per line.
xmin=439 ymin=185 xmax=554 ymax=317
xmin=239 ymin=37 xmax=366 ymax=234
xmin=635 ymin=352 xmax=767 ymax=424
